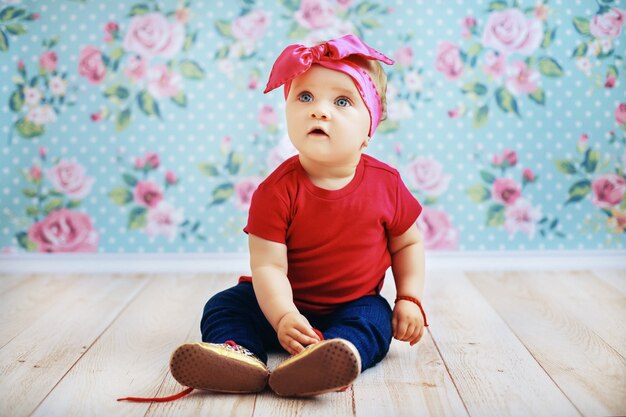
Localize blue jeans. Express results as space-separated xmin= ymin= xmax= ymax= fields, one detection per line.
xmin=200 ymin=282 xmax=393 ymax=371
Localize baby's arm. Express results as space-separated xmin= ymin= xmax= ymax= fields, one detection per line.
xmin=248 ymin=234 xmax=320 ymax=354
xmin=388 ymin=224 xmax=426 ymax=346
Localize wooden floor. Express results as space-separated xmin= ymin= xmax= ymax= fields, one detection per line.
xmin=0 ymin=269 xmax=624 ymax=417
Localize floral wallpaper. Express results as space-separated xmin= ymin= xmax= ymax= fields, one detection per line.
xmin=0 ymin=0 xmax=624 ymax=254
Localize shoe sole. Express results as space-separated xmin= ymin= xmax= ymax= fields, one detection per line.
xmin=169 ymin=343 xmax=269 ymax=394
xmin=269 ymin=339 xmax=361 ymax=397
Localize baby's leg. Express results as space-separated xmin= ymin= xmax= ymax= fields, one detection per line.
xmin=317 ymin=294 xmax=393 ymax=371
xmin=200 ymin=281 xmax=278 ymax=363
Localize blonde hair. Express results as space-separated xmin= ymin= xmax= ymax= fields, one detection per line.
xmin=344 ymin=55 xmax=389 ymax=122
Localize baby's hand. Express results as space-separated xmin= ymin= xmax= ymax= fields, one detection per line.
xmin=392 ymin=300 xmax=425 ymax=346
xmin=276 ymin=312 xmax=321 ymax=355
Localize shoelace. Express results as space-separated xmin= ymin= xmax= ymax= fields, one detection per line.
xmin=118 ymin=329 xmax=328 ymax=403
xmin=117 ymin=340 xmax=242 ymax=403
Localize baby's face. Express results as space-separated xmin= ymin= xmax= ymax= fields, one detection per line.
xmin=285 ymin=64 xmax=370 ymax=166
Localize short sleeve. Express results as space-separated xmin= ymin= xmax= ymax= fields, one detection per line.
xmin=243 ymin=182 xmax=290 ymax=244
xmin=388 ymin=174 xmax=422 ymax=236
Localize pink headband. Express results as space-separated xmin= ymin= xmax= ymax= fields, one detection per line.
xmin=264 ymin=34 xmax=394 ymax=137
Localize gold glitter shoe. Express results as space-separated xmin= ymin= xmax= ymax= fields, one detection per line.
xmin=168 ymin=341 xmax=270 ymax=394
xmin=269 ymin=338 xmax=361 ymax=397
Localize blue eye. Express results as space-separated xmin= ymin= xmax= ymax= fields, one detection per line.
xmin=335 ymin=97 xmax=351 ymax=107
xmin=298 ymin=92 xmax=313 ymax=102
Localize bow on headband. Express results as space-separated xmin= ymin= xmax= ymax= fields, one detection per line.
xmin=264 ymin=34 xmax=394 ymax=136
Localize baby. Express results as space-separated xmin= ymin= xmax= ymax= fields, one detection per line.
xmin=120 ymin=34 xmax=427 ymax=401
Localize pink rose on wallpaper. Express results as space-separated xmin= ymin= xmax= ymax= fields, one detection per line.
xmin=505 ymin=61 xmax=540 ymax=96
xmin=492 ymin=149 xmax=518 ymax=168
xmin=28 ymin=209 xmax=98 ymax=252
xmin=39 ymin=51 xmax=58 ymax=73
xmin=46 ymin=160 xmax=95 ymax=199
xmin=591 ymin=174 xmax=626 ymax=208
xmin=295 ymin=0 xmax=336 ymax=30
xmin=258 ymin=104 xmax=279 ymax=129
xmin=482 ymin=51 xmax=506 ymax=78
xmin=504 ymin=199 xmax=541 ymax=237
xmin=147 ymin=64 xmax=182 ymax=98
xmin=492 ymin=178 xmax=522 ymax=206
xmin=590 ymin=8 xmax=625 ymax=38
xmin=133 ymin=180 xmax=164 ymax=208
xmin=123 ymin=12 xmax=184 ymax=59
xmin=405 ymin=157 xmax=451 ymax=197
xmin=336 ymin=0 xmax=354 ymax=9
xmin=267 ymin=135 xmax=298 ymax=172
xmin=78 ymin=46 xmax=106 ymax=84
xmin=481 ymin=9 xmax=543 ymax=55
xmin=231 ymin=10 xmax=270 ymax=41
xmin=145 ymin=202 xmax=184 ymax=241
xmin=417 ymin=207 xmax=458 ymax=250
xmin=394 ymin=46 xmax=413 ymax=67
xmin=124 ymin=55 xmax=148 ymax=82
xmin=615 ymin=103 xmax=626 ymax=126
xmin=234 ymin=178 xmax=262 ymax=211
xmin=435 ymin=41 xmax=464 ymax=80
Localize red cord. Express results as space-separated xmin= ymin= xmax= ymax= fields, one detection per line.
xmin=395 ymin=295 xmax=429 ymax=327
xmin=117 ymin=387 xmax=194 ymax=403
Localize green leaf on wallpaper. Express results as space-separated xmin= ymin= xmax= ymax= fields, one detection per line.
xmin=467 ymin=184 xmax=490 ymax=203
xmin=462 ymin=82 xmax=488 ymax=96
xmin=356 ymin=2 xmax=378 ymax=15
xmin=473 ymin=105 xmax=489 ymax=128
xmin=67 ymin=200 xmax=81 ymax=209
xmin=480 ymin=170 xmax=496 ymax=184
xmin=171 ymin=91 xmax=187 ymax=107
xmin=486 ymin=204 xmax=505 ymax=227
xmin=538 ymin=57 xmax=564 ymax=77
xmin=15 ymin=232 xmax=37 ymax=252
xmin=9 ymin=89 xmax=24 ymax=112
xmin=278 ymin=0 xmax=300 ymax=12
xmin=571 ymin=43 xmax=587 ymax=58
xmin=214 ymin=19 xmax=233 ymax=39
xmin=122 ymin=173 xmax=138 ymax=187
xmin=183 ymin=32 xmax=197 ymax=52
xmin=554 ymin=159 xmax=577 ymax=174
xmin=607 ymin=65 xmax=618 ymax=78
xmin=210 ymin=183 xmax=234 ymax=205
xmin=198 ymin=162 xmax=219 ymax=177
xmin=15 ymin=119 xmax=45 ymax=138
xmin=43 ymin=198 xmax=63 ymax=215
xmin=361 ymin=18 xmax=381 ymax=29
xmin=288 ymin=23 xmax=309 ymax=40
xmin=377 ymin=119 xmax=399 ymax=134
xmin=105 ymin=85 xmax=130 ymax=100
xmin=487 ymin=1 xmax=508 ymax=11
xmin=116 ymin=108 xmax=131 ymax=132
xmin=22 ymin=188 xmax=37 ymax=197
xmin=572 ymin=17 xmax=590 ymax=35
xmin=25 ymin=205 xmax=39 ymax=216
xmin=5 ymin=23 xmax=26 ymax=35
xmin=179 ymin=60 xmax=205 ymax=79
xmin=566 ymin=179 xmax=591 ymax=204
xmin=129 ymin=4 xmax=150 ymax=17
xmin=541 ymin=28 xmax=556 ymax=49
xmin=495 ymin=88 xmax=520 ymax=116
xmin=109 ymin=186 xmax=133 ymax=206
xmin=226 ymin=152 xmax=243 ymax=175
xmin=128 ymin=207 xmax=147 ymax=229
xmin=214 ymin=46 xmax=229 ymax=60
xmin=529 ymin=88 xmax=545 ymax=105
xmin=0 ymin=29 xmax=8 ymax=52
xmin=137 ymin=91 xmax=161 ymax=118
xmin=582 ymin=148 xmax=599 ymax=173
xmin=0 ymin=6 xmax=25 ymax=21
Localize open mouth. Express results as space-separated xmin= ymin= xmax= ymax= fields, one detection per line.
xmin=308 ymin=127 xmax=328 ymax=136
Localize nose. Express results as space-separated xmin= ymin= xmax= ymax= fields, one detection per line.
xmin=309 ymin=103 xmax=331 ymax=120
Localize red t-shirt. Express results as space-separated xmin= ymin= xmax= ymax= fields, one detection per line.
xmin=240 ymin=154 xmax=422 ymax=314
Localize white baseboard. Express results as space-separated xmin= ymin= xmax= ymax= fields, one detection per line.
xmin=0 ymin=251 xmax=624 ymax=274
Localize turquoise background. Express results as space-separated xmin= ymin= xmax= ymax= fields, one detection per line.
xmin=0 ymin=0 xmax=625 ymax=254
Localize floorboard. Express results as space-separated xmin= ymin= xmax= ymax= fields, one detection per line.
xmin=468 ymin=271 xmax=626 ymax=417
xmin=0 ymin=270 xmax=623 ymax=417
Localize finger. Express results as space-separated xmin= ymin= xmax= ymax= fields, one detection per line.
xmin=294 ymin=321 xmax=320 ymax=341
xmin=395 ymin=321 xmax=409 ymax=340
xmin=391 ymin=317 xmax=398 ymax=338
xmin=290 ymin=338 xmax=305 ymax=354
xmin=410 ymin=326 xmax=425 ymax=346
